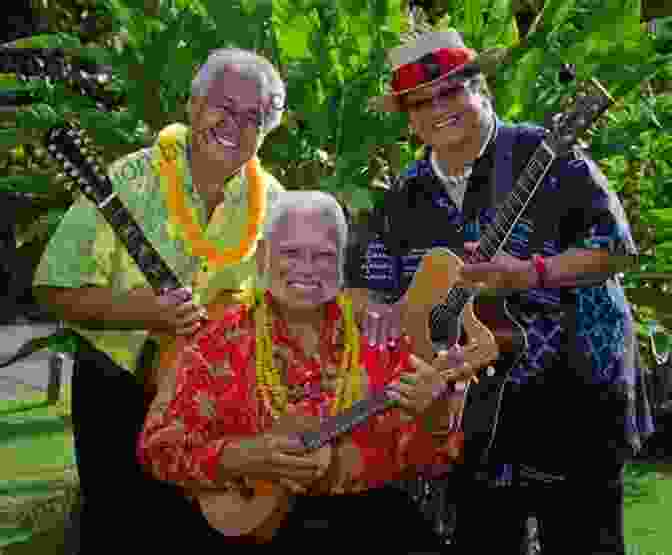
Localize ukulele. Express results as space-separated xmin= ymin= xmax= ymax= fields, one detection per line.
xmin=45 ymin=123 xmax=501 ymax=542
xmin=400 ymin=78 xmax=615 ymax=466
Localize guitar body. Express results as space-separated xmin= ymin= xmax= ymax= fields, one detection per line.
xmin=402 ymin=247 xmax=527 ymax=466
xmin=196 ymin=413 xmax=331 ymax=542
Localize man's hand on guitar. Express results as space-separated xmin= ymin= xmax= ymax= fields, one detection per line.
xmin=458 ymin=241 xmax=538 ymax=292
xmin=141 ymin=286 xmax=207 ymax=336
xmin=218 ymin=434 xmax=332 ymax=494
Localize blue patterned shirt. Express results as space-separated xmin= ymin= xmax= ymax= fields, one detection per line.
xmin=360 ymin=121 xmax=652 ymax=470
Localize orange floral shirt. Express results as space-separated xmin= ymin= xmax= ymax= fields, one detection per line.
xmin=137 ymin=294 xmax=455 ymax=492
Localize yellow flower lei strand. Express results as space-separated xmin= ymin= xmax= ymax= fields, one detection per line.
xmin=254 ymin=292 xmax=364 ymax=420
xmin=153 ymin=123 xmax=267 ymax=270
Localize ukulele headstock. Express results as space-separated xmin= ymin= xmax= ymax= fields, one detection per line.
xmin=546 ymin=78 xmax=614 ymax=155
xmin=46 ymin=124 xmax=113 ymax=202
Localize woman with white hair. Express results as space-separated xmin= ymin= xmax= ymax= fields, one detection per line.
xmin=33 ymin=48 xmax=287 ymax=552
xmin=138 ymin=191 xmax=464 ymax=551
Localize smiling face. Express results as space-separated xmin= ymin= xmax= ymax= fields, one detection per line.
xmin=189 ymin=67 xmax=263 ymax=175
xmin=405 ymin=77 xmax=483 ymax=151
xmin=257 ymin=209 xmax=341 ymax=316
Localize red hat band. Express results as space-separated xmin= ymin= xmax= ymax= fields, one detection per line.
xmin=391 ymin=48 xmax=473 ymax=94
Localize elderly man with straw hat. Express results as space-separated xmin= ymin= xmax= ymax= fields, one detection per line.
xmin=356 ymin=29 xmax=647 ymax=554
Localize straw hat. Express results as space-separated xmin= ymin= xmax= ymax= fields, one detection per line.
xmin=370 ymin=30 xmax=480 ymax=113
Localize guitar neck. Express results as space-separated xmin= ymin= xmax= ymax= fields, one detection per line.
xmin=298 ymin=390 xmax=395 ymax=451
xmin=92 ymin=193 xmax=184 ymax=293
xmin=474 ymin=139 xmax=556 ymax=263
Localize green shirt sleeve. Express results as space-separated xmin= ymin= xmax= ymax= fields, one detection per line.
xmin=33 ymin=193 xmax=118 ymax=289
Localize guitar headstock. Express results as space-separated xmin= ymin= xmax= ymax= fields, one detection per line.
xmin=546 ymin=78 xmax=615 ymax=155
xmin=46 ymin=124 xmax=113 ymax=202
xmin=0 ymin=48 xmax=112 ymax=109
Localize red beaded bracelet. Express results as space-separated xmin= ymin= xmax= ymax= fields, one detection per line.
xmin=531 ymin=254 xmax=548 ymax=288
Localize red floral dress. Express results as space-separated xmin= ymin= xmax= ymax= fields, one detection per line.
xmin=137 ymin=293 xmax=455 ymax=492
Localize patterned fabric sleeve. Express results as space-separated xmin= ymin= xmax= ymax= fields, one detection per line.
xmin=561 ymin=155 xmax=637 ymax=256
xmin=33 ymin=194 xmax=117 ymax=288
xmin=348 ymin=341 xmax=459 ymax=487
xmin=362 ymin=234 xmax=400 ymax=302
xmin=137 ymin=307 xmax=255 ymax=490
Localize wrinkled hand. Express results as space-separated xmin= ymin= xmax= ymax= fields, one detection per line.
xmin=458 ymin=241 xmax=538 ymax=293
xmin=220 ymin=434 xmax=332 ymax=494
xmin=360 ymin=298 xmax=406 ymax=348
xmin=387 ymin=347 xmax=462 ymax=417
xmin=323 ymin=438 xmax=367 ymax=496
xmin=153 ymin=287 xmax=207 ymax=336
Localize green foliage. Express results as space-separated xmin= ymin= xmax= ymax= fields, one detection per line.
xmin=0 ymin=0 xmax=670 ymax=340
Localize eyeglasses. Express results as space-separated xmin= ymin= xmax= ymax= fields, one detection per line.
xmin=404 ymin=81 xmax=469 ymax=112
xmin=211 ymin=101 xmax=264 ymax=129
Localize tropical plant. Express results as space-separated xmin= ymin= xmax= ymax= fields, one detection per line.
xmin=0 ymin=0 xmax=670 ymax=356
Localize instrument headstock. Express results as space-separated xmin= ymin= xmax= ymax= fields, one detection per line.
xmin=45 ymin=124 xmax=113 ymax=202
xmin=0 ymin=47 xmax=112 ymax=109
xmin=545 ymin=78 xmax=615 ymax=155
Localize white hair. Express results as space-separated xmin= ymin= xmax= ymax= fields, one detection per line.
xmin=263 ymin=191 xmax=349 ymax=286
xmin=191 ymin=48 xmax=286 ymax=134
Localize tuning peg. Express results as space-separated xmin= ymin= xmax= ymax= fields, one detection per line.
xmin=68 ymin=167 xmax=80 ymax=178
xmin=63 ymin=160 xmax=73 ymax=170
xmin=55 ymin=152 xmax=65 ymax=161
xmin=47 ymin=144 xmax=57 ymax=153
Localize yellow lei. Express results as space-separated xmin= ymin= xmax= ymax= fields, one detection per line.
xmin=152 ymin=123 xmax=267 ymax=270
xmin=255 ymin=291 xmax=364 ymax=419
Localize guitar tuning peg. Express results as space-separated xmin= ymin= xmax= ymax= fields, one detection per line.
xmin=47 ymin=144 xmax=56 ymax=153
xmin=55 ymin=152 xmax=65 ymax=161
xmin=63 ymin=160 xmax=73 ymax=170
xmin=68 ymin=167 xmax=80 ymax=178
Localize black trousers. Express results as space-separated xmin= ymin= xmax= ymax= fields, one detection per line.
xmin=71 ymin=339 xmax=448 ymax=553
xmin=452 ymin=376 xmax=627 ymax=555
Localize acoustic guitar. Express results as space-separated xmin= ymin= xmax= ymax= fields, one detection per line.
xmin=45 ymin=124 xmax=501 ymax=542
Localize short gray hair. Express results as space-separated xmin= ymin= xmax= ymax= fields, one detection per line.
xmin=263 ymin=191 xmax=349 ymax=286
xmin=191 ymin=48 xmax=286 ymax=134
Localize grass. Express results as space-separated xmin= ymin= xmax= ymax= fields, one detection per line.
xmin=623 ymin=462 xmax=672 ymax=555
xmin=0 ymin=385 xmax=77 ymax=554
xmin=0 ymin=385 xmax=670 ymax=554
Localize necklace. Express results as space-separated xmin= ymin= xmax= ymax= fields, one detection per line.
xmin=254 ymin=290 xmax=364 ymax=420
xmin=152 ymin=123 xmax=267 ymax=270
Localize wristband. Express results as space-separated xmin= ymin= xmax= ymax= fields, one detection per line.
xmin=531 ymin=254 xmax=548 ymax=288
